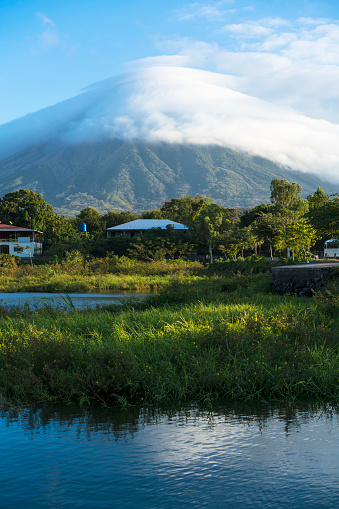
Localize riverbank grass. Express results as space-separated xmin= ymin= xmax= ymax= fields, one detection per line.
xmin=0 ymin=258 xmax=206 ymax=293
xmin=0 ymin=271 xmax=338 ymax=406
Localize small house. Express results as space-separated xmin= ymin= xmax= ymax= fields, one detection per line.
xmin=0 ymin=224 xmax=43 ymax=258
xmin=106 ymin=219 xmax=188 ymax=238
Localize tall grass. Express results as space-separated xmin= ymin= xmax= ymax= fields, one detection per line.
xmin=0 ymin=256 xmax=206 ymax=293
xmin=0 ymin=270 xmax=338 ymax=406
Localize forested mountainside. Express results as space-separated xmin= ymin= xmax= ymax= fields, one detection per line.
xmin=0 ymin=140 xmax=336 ymax=215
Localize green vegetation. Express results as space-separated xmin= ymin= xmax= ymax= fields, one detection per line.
xmin=1 ymin=177 xmax=337 ymax=261
xmin=50 ymin=178 xmax=339 ymax=261
xmin=0 ymin=257 xmax=338 ymax=407
xmin=307 ymin=192 xmax=339 ymax=237
xmin=0 ymin=254 xmax=204 ymax=293
xmin=0 ymin=189 xmax=75 ymax=250
xmin=0 ymin=141 xmax=336 ymax=215
xmin=274 ymin=221 xmax=319 ymax=260
xmin=0 ymin=178 xmax=339 ymax=408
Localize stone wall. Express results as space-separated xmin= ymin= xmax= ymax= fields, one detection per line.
xmin=271 ymin=262 xmax=339 ymax=296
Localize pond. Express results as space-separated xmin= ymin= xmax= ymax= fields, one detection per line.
xmin=0 ymin=291 xmax=152 ymax=311
xmin=0 ymin=401 xmax=338 ymax=508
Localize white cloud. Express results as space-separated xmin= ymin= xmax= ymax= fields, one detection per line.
xmin=149 ymin=18 xmax=339 ymax=124
xmin=34 ymin=11 xmax=59 ymax=51
xmin=5 ymin=15 xmax=339 ymax=185
xmin=250 ymin=32 xmax=297 ymax=51
xmin=2 ymin=67 xmax=339 ymax=184
xmin=153 ymin=37 xmax=224 ymax=69
xmin=36 ymin=12 xmax=56 ymax=27
xmin=258 ymin=18 xmax=291 ymax=28
xmin=127 ymin=55 xmax=190 ymax=69
xmin=222 ymin=23 xmax=273 ymax=36
xmin=297 ymin=17 xmax=332 ymax=26
xmin=31 ymin=12 xmax=78 ymax=54
xmin=174 ymin=1 xmax=236 ymax=21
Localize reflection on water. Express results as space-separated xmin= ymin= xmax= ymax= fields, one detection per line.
xmin=0 ymin=401 xmax=339 ymax=508
xmin=0 ymin=291 xmax=151 ymax=311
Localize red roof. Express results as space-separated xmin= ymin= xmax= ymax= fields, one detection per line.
xmin=0 ymin=224 xmax=39 ymax=232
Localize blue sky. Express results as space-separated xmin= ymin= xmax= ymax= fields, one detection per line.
xmin=2 ymin=0 xmax=339 ymax=182
xmin=2 ymin=0 xmax=339 ymax=125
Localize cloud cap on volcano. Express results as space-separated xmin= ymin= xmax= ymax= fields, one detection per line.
xmin=1 ymin=66 xmax=339 ymax=183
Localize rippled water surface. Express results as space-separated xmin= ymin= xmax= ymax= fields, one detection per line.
xmin=0 ymin=402 xmax=338 ymax=508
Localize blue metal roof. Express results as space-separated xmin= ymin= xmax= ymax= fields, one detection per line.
xmin=106 ymin=219 xmax=188 ymax=231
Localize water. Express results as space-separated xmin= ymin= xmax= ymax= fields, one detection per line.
xmin=0 ymin=401 xmax=338 ymax=508
xmin=0 ymin=291 xmax=151 ymax=311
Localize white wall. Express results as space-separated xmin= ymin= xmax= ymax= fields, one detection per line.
xmin=0 ymin=241 xmax=43 ymax=257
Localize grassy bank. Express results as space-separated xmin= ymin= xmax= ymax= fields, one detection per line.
xmin=0 ymin=255 xmax=270 ymax=293
xmin=0 ymin=267 xmax=338 ymax=407
xmin=0 ymin=257 xmax=206 ymax=293
xmin=0 ymin=272 xmax=194 ymax=293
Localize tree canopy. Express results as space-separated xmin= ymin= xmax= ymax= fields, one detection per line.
xmin=270 ymin=179 xmax=308 ymax=221
xmin=307 ymin=194 xmax=339 ymax=237
xmin=306 ymin=187 xmax=330 ymax=210
xmin=192 ymin=203 xmax=233 ymax=262
xmin=1 ymin=180 xmax=336 ymax=261
xmin=0 ymin=189 xmax=75 ymax=245
xmin=274 ymin=221 xmax=319 ymax=259
xmin=0 ymin=190 xmax=52 ymax=230
xmin=154 ymin=194 xmax=210 ymax=226
xmin=240 ymin=203 xmax=274 ymax=228
xmin=70 ymin=207 xmax=105 ymax=236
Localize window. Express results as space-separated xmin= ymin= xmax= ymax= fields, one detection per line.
xmin=325 ymin=240 xmax=339 ymax=249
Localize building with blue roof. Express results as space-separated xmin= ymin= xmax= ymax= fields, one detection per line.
xmin=106 ymin=219 xmax=188 ymax=238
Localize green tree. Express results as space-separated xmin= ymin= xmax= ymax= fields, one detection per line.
xmin=271 ymin=179 xmax=301 ymax=209
xmin=253 ymin=212 xmax=287 ymax=260
xmin=102 ymin=210 xmax=138 ymax=229
xmin=240 ymin=203 xmax=274 ymax=228
xmin=219 ymin=227 xmax=257 ymax=260
xmin=193 ymin=203 xmax=232 ymax=262
xmin=270 ymin=179 xmax=308 ymax=220
xmin=128 ymin=236 xmax=167 ymax=261
xmin=70 ymin=207 xmax=105 ymax=236
xmin=228 ymin=208 xmax=241 ymax=225
xmin=307 ymin=194 xmax=339 ymax=237
xmin=0 ymin=189 xmax=76 ymax=249
xmin=105 ymin=235 xmax=134 ymax=257
xmin=274 ymin=220 xmax=319 ymax=260
xmin=306 ymin=187 xmax=330 ymax=210
xmin=223 ymin=239 xmax=240 ymax=260
xmin=128 ymin=227 xmax=193 ymax=261
xmin=0 ymin=189 xmax=52 ymax=230
xmin=43 ymin=213 xmax=76 ymax=246
xmin=139 ymin=209 xmax=163 ymax=220
xmin=156 ymin=195 xmax=210 ymax=226
xmin=234 ymin=226 xmax=258 ymax=257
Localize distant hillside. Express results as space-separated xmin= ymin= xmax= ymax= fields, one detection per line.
xmin=0 ymin=140 xmax=336 ymax=215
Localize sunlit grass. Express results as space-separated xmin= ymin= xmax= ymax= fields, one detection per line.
xmin=0 ymin=270 xmax=338 ymax=406
xmin=0 ymin=258 xmax=205 ymax=293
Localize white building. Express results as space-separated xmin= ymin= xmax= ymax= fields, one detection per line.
xmin=106 ymin=219 xmax=188 ymax=238
xmin=0 ymin=224 xmax=43 ymax=258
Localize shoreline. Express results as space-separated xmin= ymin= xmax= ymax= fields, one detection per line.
xmin=0 ymin=266 xmax=338 ymax=407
